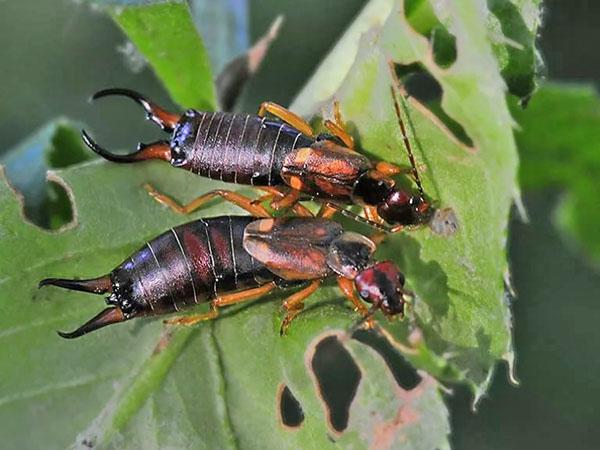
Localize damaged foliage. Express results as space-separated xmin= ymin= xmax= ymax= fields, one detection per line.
xmin=0 ymin=0 xmax=544 ymax=448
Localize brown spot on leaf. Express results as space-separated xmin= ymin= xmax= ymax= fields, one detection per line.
xmin=370 ymin=375 xmax=437 ymax=450
xmin=152 ymin=328 xmax=174 ymax=356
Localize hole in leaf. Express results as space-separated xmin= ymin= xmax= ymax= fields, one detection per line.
xmin=354 ymin=329 xmax=421 ymax=390
xmin=431 ymin=25 xmax=457 ymax=68
xmin=394 ymin=63 xmax=474 ymax=148
xmin=278 ymin=384 xmax=304 ymax=429
xmin=311 ymin=335 xmax=361 ymax=433
xmin=487 ymin=0 xmax=539 ymax=105
xmin=45 ymin=180 xmax=74 ymax=229
xmin=1 ymin=122 xmax=90 ymax=229
xmin=404 ymin=0 xmax=457 ymax=68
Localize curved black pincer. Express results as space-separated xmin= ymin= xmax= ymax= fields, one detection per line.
xmin=91 ymin=88 xmax=180 ymax=132
xmin=81 ymin=129 xmax=171 ymax=164
xmin=56 ymin=307 xmax=125 ymax=339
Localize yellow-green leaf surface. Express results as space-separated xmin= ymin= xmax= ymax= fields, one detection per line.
xmin=294 ymin=0 xmax=521 ymax=395
xmin=0 ymin=157 xmax=449 ymax=448
xmin=0 ymin=0 xmax=539 ymax=447
xmin=105 ymin=0 xmax=216 ymax=110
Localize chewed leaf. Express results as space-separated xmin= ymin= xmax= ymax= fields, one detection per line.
xmin=295 ymin=0 xmax=519 ymax=393
xmin=0 ymin=153 xmax=451 ymax=448
xmin=1 ymin=119 xmax=91 ymax=229
xmin=0 ymin=0 xmax=541 ymax=447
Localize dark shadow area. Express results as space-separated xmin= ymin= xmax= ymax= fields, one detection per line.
xmin=279 ymin=384 xmax=305 ymax=428
xmin=354 ymin=329 xmax=421 ymax=390
xmin=487 ymin=0 xmax=539 ymax=104
xmin=311 ymin=335 xmax=361 ymax=433
xmin=394 ymin=63 xmax=474 ymax=148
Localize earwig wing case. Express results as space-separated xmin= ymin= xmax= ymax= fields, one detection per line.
xmin=243 ymin=218 xmax=343 ymax=280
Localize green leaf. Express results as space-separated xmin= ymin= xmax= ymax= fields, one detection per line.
xmin=512 ymin=82 xmax=600 ymax=265
xmin=107 ymin=0 xmax=216 ymax=110
xmin=294 ymin=0 xmax=521 ymax=395
xmin=0 ymin=0 xmax=538 ymax=446
xmin=486 ymin=0 xmax=544 ymax=103
xmin=0 ymin=157 xmax=449 ymax=448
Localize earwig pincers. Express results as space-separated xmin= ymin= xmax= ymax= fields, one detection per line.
xmin=80 ymin=79 xmax=442 ymax=234
xmin=39 ymin=216 xmax=412 ymax=338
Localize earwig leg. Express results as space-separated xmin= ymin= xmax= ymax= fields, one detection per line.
xmin=280 ymin=280 xmax=321 ymax=335
xmin=375 ymin=161 xmax=406 ymax=177
xmin=364 ymin=206 xmax=400 ymax=243
xmin=320 ymin=202 xmax=392 ymax=233
xmin=270 ymin=189 xmax=300 ymax=211
xmin=253 ymin=187 xmax=314 ymax=217
xmin=324 ymin=119 xmax=355 ymax=150
xmin=291 ymin=202 xmax=315 ymax=217
xmin=322 ymin=100 xmax=355 ymax=149
xmin=144 ymin=184 xmax=271 ymax=217
xmin=258 ymin=102 xmax=314 ymax=137
xmin=364 ymin=206 xmax=383 ymax=224
xmin=337 ymin=277 xmax=374 ymax=328
xmin=251 ymin=193 xmax=277 ymax=205
xmin=164 ymin=305 xmax=219 ymax=326
xmin=165 ymin=282 xmax=277 ymax=327
xmin=317 ymin=203 xmax=337 ymax=219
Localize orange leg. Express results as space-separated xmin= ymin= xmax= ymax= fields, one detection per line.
xmin=165 ymin=282 xmax=277 ymax=326
xmin=337 ymin=277 xmax=371 ymax=318
xmin=144 ymin=183 xmax=271 ymax=217
xmin=253 ymin=187 xmax=314 ymax=217
xmin=280 ymin=280 xmax=321 ymax=335
xmin=323 ymin=100 xmax=355 ymax=149
xmin=271 ymin=189 xmax=301 ymax=211
xmin=324 ymin=119 xmax=355 ymax=149
xmin=317 ymin=202 xmax=337 ymax=219
xmin=258 ymin=102 xmax=314 ymax=137
xmin=375 ymin=161 xmax=407 ymax=177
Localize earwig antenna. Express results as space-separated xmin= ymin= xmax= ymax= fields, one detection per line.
xmin=388 ymin=72 xmax=426 ymax=199
xmin=323 ymin=203 xmax=392 ymax=233
xmin=81 ymin=129 xmax=171 ymax=164
xmin=91 ymin=88 xmax=181 ymax=132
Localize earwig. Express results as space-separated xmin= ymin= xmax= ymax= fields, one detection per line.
xmin=39 ymin=216 xmax=412 ymax=338
xmin=80 ymin=81 xmax=439 ymax=233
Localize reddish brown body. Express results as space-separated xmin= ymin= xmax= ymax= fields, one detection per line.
xmin=81 ymin=88 xmax=438 ymax=232
xmin=39 ymin=216 xmax=410 ymax=338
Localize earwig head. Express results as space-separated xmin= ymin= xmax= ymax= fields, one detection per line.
xmin=377 ymin=190 xmax=433 ymax=227
xmin=354 ymin=261 xmax=407 ymax=317
xmin=81 ymin=88 xmax=183 ymax=166
xmin=38 ymin=271 xmax=148 ymax=339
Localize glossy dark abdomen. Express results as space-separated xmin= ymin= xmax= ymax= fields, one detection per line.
xmin=111 ymin=216 xmax=277 ymax=315
xmin=180 ymin=111 xmax=314 ymax=186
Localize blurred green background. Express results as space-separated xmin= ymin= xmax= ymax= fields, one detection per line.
xmin=1 ymin=0 xmax=599 ymax=448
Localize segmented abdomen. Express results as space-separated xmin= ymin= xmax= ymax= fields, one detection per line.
xmin=178 ymin=111 xmax=314 ymax=186
xmin=112 ymin=216 xmax=277 ymax=315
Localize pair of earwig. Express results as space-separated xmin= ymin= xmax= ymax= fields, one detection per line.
xmin=40 ymin=84 xmax=437 ymax=338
